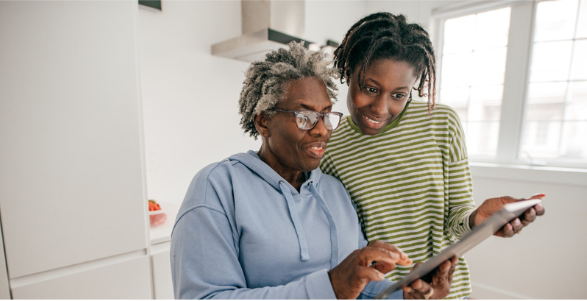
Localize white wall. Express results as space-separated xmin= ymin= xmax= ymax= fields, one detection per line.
xmin=467 ymin=165 xmax=587 ymax=299
xmin=139 ymin=1 xmax=260 ymax=206
xmin=139 ymin=1 xmax=365 ymax=205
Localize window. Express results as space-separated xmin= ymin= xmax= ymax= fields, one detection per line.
xmin=521 ymin=0 xmax=587 ymax=161
xmin=439 ymin=8 xmax=511 ymax=158
xmin=434 ymin=0 xmax=587 ymax=168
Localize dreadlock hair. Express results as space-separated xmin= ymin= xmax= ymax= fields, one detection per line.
xmin=334 ymin=12 xmax=437 ymax=112
xmin=239 ymin=41 xmax=339 ymax=139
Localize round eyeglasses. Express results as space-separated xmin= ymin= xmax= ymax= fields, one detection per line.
xmin=270 ymin=108 xmax=343 ymax=131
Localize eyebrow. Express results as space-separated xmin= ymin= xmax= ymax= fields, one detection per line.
xmin=300 ymin=103 xmax=332 ymax=111
xmin=365 ymin=77 xmax=411 ymax=91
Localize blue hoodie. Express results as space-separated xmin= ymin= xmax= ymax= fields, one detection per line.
xmin=171 ymin=150 xmax=403 ymax=299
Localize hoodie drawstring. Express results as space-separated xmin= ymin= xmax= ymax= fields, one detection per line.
xmin=279 ymin=181 xmax=310 ymax=261
xmin=309 ymin=182 xmax=339 ymax=269
xmin=278 ymin=181 xmax=340 ymax=268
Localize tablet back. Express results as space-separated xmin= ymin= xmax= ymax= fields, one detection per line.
xmin=375 ymin=199 xmax=542 ymax=299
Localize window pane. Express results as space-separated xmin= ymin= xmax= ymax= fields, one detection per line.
xmin=526 ymin=83 xmax=566 ymax=121
xmin=576 ymin=0 xmax=587 ymax=38
xmin=443 ymin=15 xmax=475 ymax=54
xmin=566 ymin=81 xmax=587 ymax=120
xmin=560 ymin=121 xmax=587 ymax=158
xmin=534 ymin=0 xmax=578 ymax=42
xmin=438 ymin=87 xmax=469 ymax=121
xmin=439 ymin=8 xmax=510 ymax=158
xmin=474 ymin=8 xmax=511 ymax=49
xmin=529 ymin=41 xmax=573 ymax=82
xmin=527 ymin=82 xmax=567 ymax=105
xmin=525 ymin=102 xmax=565 ymax=121
xmin=470 ymin=85 xmax=503 ymax=121
xmin=521 ymin=1 xmax=587 ymax=162
xmin=466 ymin=121 xmax=499 ymax=156
xmin=440 ymin=52 xmax=473 ymax=88
xmin=472 ymin=48 xmax=507 ymax=85
xmin=520 ymin=121 xmax=562 ymax=158
xmin=571 ymin=40 xmax=587 ymax=80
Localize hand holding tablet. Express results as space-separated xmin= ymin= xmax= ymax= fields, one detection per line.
xmin=375 ymin=198 xmax=543 ymax=299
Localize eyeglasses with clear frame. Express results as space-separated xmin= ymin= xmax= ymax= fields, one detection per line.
xmin=270 ymin=108 xmax=343 ymax=131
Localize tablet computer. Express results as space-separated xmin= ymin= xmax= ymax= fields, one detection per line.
xmin=375 ymin=199 xmax=542 ymax=299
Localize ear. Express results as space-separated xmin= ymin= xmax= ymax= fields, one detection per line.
xmin=254 ymin=112 xmax=271 ymax=138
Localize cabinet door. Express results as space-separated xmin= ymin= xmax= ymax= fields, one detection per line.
xmin=0 ymin=0 xmax=148 ymax=279
xmin=11 ymin=255 xmax=151 ymax=299
xmin=0 ymin=221 xmax=10 ymax=299
xmin=152 ymin=243 xmax=174 ymax=299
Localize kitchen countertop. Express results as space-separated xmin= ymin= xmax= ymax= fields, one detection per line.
xmin=149 ymin=202 xmax=180 ymax=245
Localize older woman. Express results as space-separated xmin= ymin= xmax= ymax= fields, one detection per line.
xmin=170 ymin=42 xmax=456 ymax=299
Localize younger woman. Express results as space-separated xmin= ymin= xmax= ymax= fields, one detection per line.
xmin=320 ymin=12 xmax=545 ymax=299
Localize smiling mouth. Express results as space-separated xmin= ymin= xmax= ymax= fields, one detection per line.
xmin=306 ymin=144 xmax=326 ymax=158
xmin=362 ymin=114 xmax=390 ymax=130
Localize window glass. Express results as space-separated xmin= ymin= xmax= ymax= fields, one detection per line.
xmin=439 ymin=7 xmax=510 ymax=157
xmin=520 ymin=0 xmax=587 ymax=161
xmin=466 ymin=121 xmax=500 ymax=156
xmin=560 ymin=121 xmax=587 ymax=158
xmin=520 ymin=121 xmax=562 ymax=158
xmin=533 ymin=0 xmax=578 ymax=42
xmin=439 ymin=87 xmax=469 ymax=121
xmin=566 ymin=81 xmax=587 ymax=120
xmin=443 ymin=15 xmax=475 ymax=54
xmin=440 ymin=52 xmax=473 ymax=88
xmin=474 ymin=8 xmax=510 ymax=49
xmin=571 ymin=40 xmax=587 ymax=80
xmin=472 ymin=48 xmax=507 ymax=85
xmin=470 ymin=86 xmax=503 ymax=121
xmin=577 ymin=0 xmax=587 ymax=38
xmin=529 ymin=41 xmax=573 ymax=82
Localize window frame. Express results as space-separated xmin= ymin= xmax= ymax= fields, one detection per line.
xmin=432 ymin=0 xmax=587 ymax=169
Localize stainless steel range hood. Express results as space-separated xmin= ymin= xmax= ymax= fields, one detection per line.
xmin=211 ymin=0 xmax=312 ymax=62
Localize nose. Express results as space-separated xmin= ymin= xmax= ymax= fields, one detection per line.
xmin=309 ymin=115 xmax=329 ymax=137
xmin=369 ymin=94 xmax=388 ymax=116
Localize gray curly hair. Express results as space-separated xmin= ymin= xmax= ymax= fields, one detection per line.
xmin=238 ymin=41 xmax=339 ymax=139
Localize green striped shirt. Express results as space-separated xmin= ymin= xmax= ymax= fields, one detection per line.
xmin=321 ymin=101 xmax=475 ymax=299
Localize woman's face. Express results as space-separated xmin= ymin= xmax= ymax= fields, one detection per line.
xmin=258 ymin=77 xmax=333 ymax=174
xmin=347 ymin=59 xmax=418 ymax=136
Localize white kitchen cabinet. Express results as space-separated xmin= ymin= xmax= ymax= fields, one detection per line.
xmin=0 ymin=222 xmax=10 ymax=299
xmin=149 ymin=203 xmax=179 ymax=299
xmin=10 ymin=254 xmax=151 ymax=299
xmin=0 ymin=0 xmax=152 ymax=298
xmin=151 ymin=242 xmax=174 ymax=299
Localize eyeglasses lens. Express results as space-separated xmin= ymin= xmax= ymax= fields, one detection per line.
xmin=325 ymin=113 xmax=341 ymax=130
xmin=295 ymin=114 xmax=311 ymax=130
xmin=294 ymin=111 xmax=341 ymax=131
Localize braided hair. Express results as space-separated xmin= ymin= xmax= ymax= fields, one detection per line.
xmin=238 ymin=41 xmax=338 ymax=139
xmin=334 ymin=12 xmax=437 ymax=111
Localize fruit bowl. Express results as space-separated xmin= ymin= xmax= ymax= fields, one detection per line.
xmin=148 ymin=199 xmax=167 ymax=227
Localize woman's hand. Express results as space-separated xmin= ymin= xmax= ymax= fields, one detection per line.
xmin=469 ymin=194 xmax=546 ymax=237
xmin=403 ymin=256 xmax=457 ymax=299
xmin=328 ymin=241 xmax=412 ymax=299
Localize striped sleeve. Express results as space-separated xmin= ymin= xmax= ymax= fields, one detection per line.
xmin=445 ymin=109 xmax=475 ymax=238
xmin=320 ymin=152 xmax=339 ymax=180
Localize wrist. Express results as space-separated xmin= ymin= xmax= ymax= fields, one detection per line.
xmin=468 ymin=209 xmax=478 ymax=229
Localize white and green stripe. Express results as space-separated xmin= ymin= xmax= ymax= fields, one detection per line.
xmin=321 ymin=101 xmax=475 ymax=299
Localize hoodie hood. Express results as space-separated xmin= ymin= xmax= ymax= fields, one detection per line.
xmin=229 ymin=150 xmax=323 ymax=194
xmin=228 ymin=150 xmax=338 ymax=267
